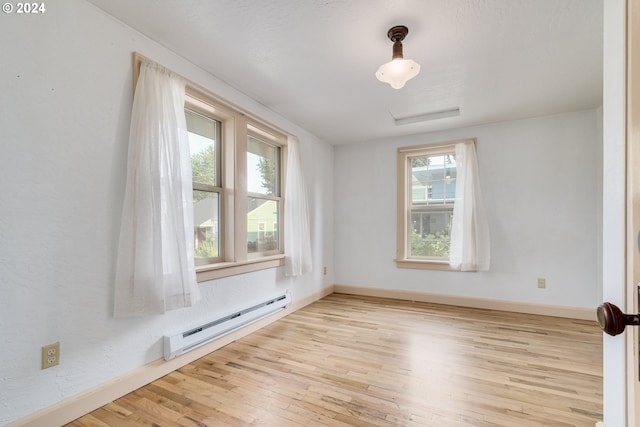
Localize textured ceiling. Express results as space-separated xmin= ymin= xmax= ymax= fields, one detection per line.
xmin=86 ymin=0 xmax=603 ymax=145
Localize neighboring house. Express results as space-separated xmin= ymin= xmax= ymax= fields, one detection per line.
xmin=247 ymin=199 xmax=278 ymax=252
xmin=411 ymin=163 xmax=457 ymax=249
xmin=192 ymin=194 xmax=278 ymax=255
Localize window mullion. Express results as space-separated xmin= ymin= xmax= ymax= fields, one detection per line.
xmin=235 ymin=116 xmax=249 ymax=262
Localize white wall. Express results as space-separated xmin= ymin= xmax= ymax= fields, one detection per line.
xmin=0 ymin=1 xmax=333 ymax=424
xmin=334 ymin=110 xmax=600 ymax=309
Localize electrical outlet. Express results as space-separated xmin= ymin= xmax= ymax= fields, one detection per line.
xmin=323 ymin=266 xmax=327 ymax=275
xmin=41 ymin=342 xmax=60 ymax=369
xmin=537 ymin=278 xmax=546 ymax=289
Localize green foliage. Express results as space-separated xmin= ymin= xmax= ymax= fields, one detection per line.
xmin=410 ymin=228 xmax=450 ymax=258
xmin=257 ymin=157 xmax=276 ymax=195
xmin=248 ymin=235 xmax=277 ymax=253
xmin=195 ymin=239 xmax=218 ymax=259
xmin=191 ymin=145 xmax=215 ymax=202
xmin=411 ymin=156 xmax=430 ymax=168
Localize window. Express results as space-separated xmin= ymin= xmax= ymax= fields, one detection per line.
xmin=184 ymin=90 xmax=287 ymax=282
xmin=186 ymin=109 xmax=222 ymax=265
xmin=247 ymin=135 xmax=281 ymax=255
xmin=396 ymin=142 xmax=458 ymax=270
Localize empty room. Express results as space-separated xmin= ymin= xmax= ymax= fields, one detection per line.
xmin=1 ymin=0 xmax=637 ymax=426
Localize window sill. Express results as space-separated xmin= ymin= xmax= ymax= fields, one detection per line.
xmin=395 ymin=259 xmax=458 ymax=271
xmin=196 ymin=255 xmax=285 ymax=282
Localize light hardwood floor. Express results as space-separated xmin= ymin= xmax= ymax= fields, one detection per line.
xmin=67 ymin=293 xmax=602 ymax=426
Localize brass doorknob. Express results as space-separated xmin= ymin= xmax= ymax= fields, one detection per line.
xmin=596 ymin=302 xmax=640 ymax=336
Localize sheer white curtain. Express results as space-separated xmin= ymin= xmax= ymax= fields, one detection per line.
xmin=114 ymin=60 xmax=201 ymax=317
xmin=449 ymin=141 xmax=490 ymax=271
xmin=284 ymin=136 xmax=312 ymax=276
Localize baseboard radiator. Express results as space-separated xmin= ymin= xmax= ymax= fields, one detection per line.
xmin=163 ymin=291 xmax=291 ymax=360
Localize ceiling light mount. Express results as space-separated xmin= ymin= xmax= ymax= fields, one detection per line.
xmin=388 ymin=25 xmax=409 ymax=60
xmin=376 ymin=25 xmax=420 ymax=89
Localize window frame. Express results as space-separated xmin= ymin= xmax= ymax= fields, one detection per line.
xmin=186 ymin=107 xmax=224 ymax=266
xmin=396 ymin=139 xmax=472 ymax=271
xmin=246 ymin=131 xmax=283 ymax=259
xmin=132 ymin=53 xmax=289 ymax=282
xmin=184 ymin=88 xmax=287 ymax=282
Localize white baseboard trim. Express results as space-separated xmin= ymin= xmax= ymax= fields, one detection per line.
xmin=7 ymin=286 xmax=334 ymax=427
xmin=333 ymin=284 xmax=596 ymax=321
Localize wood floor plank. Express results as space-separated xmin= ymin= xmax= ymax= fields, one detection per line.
xmin=66 ymin=294 xmax=602 ymax=426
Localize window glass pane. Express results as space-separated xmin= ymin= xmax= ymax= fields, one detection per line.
xmin=247 ymin=197 xmax=279 ymax=253
xmin=409 ymin=150 xmax=456 ymax=259
xmin=247 ymin=136 xmax=278 ymax=195
xmin=186 ymin=109 xmax=218 ymax=187
xmin=193 ymin=190 xmax=220 ymax=260
xmin=410 ymin=209 xmax=453 ymax=258
xmin=411 ymin=154 xmax=456 ymax=204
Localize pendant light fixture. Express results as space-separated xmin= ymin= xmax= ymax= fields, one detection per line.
xmin=375 ymin=25 xmax=420 ymax=89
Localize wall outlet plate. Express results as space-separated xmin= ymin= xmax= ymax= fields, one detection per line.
xmin=537 ymin=278 xmax=546 ymax=288
xmin=41 ymin=342 xmax=60 ymax=369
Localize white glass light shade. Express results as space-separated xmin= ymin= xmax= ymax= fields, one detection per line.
xmin=375 ymin=58 xmax=420 ymax=89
